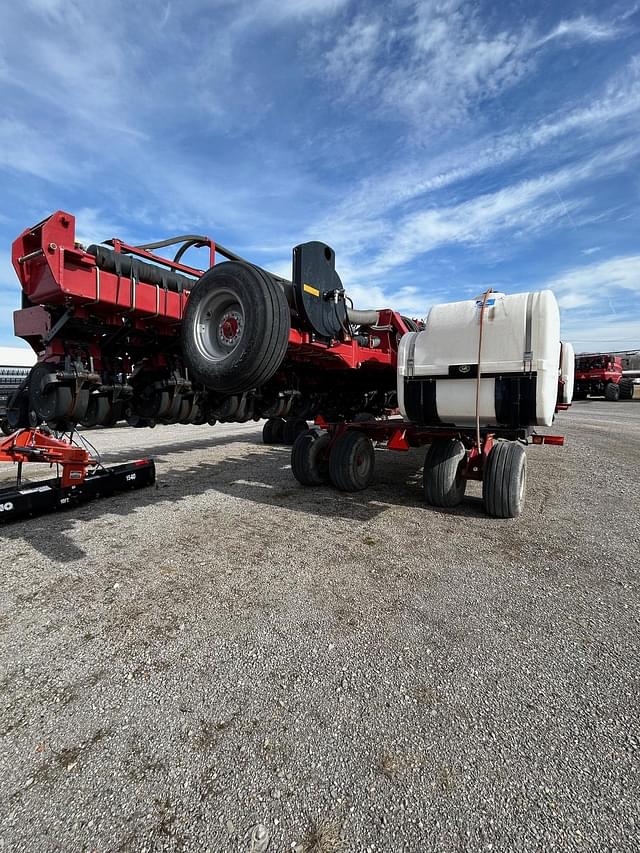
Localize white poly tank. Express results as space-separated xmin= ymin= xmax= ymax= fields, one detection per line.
xmin=397 ymin=290 xmax=561 ymax=428
xmin=558 ymin=341 xmax=574 ymax=404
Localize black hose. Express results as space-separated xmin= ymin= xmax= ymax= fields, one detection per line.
xmin=134 ymin=234 xmax=209 ymax=251
xmin=134 ymin=234 xmax=248 ymax=265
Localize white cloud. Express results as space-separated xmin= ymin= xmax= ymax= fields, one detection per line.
xmin=308 ymin=51 xmax=640 ymax=256
xmin=314 ymin=140 xmax=640 ymax=281
xmin=316 ymin=2 xmax=625 ymax=130
xmin=0 ymin=118 xmax=78 ymax=182
xmin=561 ymin=316 xmax=640 ymax=352
xmin=544 ymin=255 xmax=640 ymax=311
xmin=535 ymin=15 xmax=620 ymax=47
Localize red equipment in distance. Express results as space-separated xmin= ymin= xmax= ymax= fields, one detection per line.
xmin=574 ymin=354 xmax=633 ymax=401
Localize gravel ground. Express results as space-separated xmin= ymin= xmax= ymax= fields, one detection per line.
xmin=1 ymin=401 xmax=639 ymax=853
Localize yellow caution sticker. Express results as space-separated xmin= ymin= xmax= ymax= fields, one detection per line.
xmin=303 ymin=283 xmax=320 ymax=297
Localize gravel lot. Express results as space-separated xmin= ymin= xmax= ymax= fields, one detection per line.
xmin=1 ymin=401 xmax=639 ymax=852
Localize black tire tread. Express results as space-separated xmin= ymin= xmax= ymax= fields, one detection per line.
xmin=181 ymin=262 xmax=290 ymax=394
xmin=291 ymin=428 xmax=331 ymax=486
xmin=423 ymin=439 xmax=467 ymax=507
xmin=483 ymin=440 xmax=526 ymax=518
xmin=328 ymin=430 xmax=375 ymax=492
xmin=283 ymin=417 xmax=308 ymax=445
xmin=604 ymin=382 xmax=620 ymax=402
xmin=619 ymin=378 xmax=634 ymax=400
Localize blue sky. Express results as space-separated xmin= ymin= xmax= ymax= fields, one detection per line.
xmin=1 ymin=0 xmax=639 ymax=352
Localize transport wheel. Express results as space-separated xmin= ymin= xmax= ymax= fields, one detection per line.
xmin=604 ymin=382 xmax=620 ymax=401
xmin=291 ymin=428 xmax=331 ymax=486
xmin=181 ymin=261 xmax=290 ymax=394
xmin=262 ymin=417 xmax=285 ymax=444
xmin=423 ymin=439 xmax=467 ymax=508
xmin=328 ymin=430 xmax=375 ymax=492
xmin=0 ymin=418 xmax=11 ymax=436
xmin=283 ymin=418 xmax=308 ymax=445
xmin=619 ymin=378 xmax=634 ymax=400
xmin=482 ymin=440 xmax=526 ymax=519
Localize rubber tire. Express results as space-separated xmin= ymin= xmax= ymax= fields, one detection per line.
xmin=283 ymin=418 xmax=308 ymax=446
xmin=0 ymin=418 xmax=11 ymax=436
xmin=483 ymin=440 xmax=527 ymax=519
xmin=619 ymin=378 xmax=634 ymax=400
xmin=291 ymin=428 xmax=331 ymax=486
xmin=328 ymin=430 xmax=375 ymax=492
xmin=181 ymin=261 xmax=290 ymax=394
xmin=423 ymin=439 xmax=467 ymax=508
xmin=263 ymin=417 xmax=285 ymax=444
xmin=604 ymin=382 xmax=620 ymax=401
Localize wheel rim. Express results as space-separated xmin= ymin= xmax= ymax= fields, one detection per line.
xmin=193 ymin=288 xmax=245 ymax=362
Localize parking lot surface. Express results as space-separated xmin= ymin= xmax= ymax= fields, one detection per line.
xmin=1 ymin=401 xmax=639 ymax=852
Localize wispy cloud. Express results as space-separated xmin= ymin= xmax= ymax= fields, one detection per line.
xmin=534 ymin=14 xmax=622 ymax=47
xmin=313 ymin=140 xmax=640 ymax=283
xmin=315 ymin=2 xmax=626 ymax=130
xmin=310 ymin=55 xmax=640 ymax=251
xmin=544 ymin=255 xmax=640 ymax=310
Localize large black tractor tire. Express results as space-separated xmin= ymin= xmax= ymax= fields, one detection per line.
xmin=291 ymin=428 xmax=331 ymax=486
xmin=181 ymin=261 xmax=290 ymax=395
xmin=283 ymin=417 xmax=308 ymax=446
xmin=262 ymin=417 xmax=285 ymax=444
xmin=482 ymin=440 xmax=527 ymax=519
xmin=604 ymin=382 xmax=620 ymax=401
xmin=328 ymin=430 xmax=375 ymax=492
xmin=423 ymin=438 xmax=467 ymax=508
xmin=619 ymin=378 xmax=634 ymax=400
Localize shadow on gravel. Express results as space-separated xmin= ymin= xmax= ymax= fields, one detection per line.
xmin=1 ymin=443 xmax=490 ymax=563
xmin=95 ymin=429 xmax=260 ymax=464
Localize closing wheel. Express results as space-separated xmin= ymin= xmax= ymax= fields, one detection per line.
xmin=283 ymin=417 xmax=308 ymax=445
xmin=291 ymin=428 xmax=331 ymax=486
xmin=80 ymin=394 xmax=111 ymax=428
xmin=262 ymin=417 xmax=285 ymax=444
xmin=328 ymin=430 xmax=375 ymax=492
xmin=181 ymin=261 xmax=290 ymax=394
xmin=423 ymin=439 xmax=467 ymax=508
xmin=482 ymin=440 xmax=527 ymax=518
xmin=27 ymin=363 xmax=73 ymax=425
xmin=604 ymin=381 xmax=620 ymax=401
